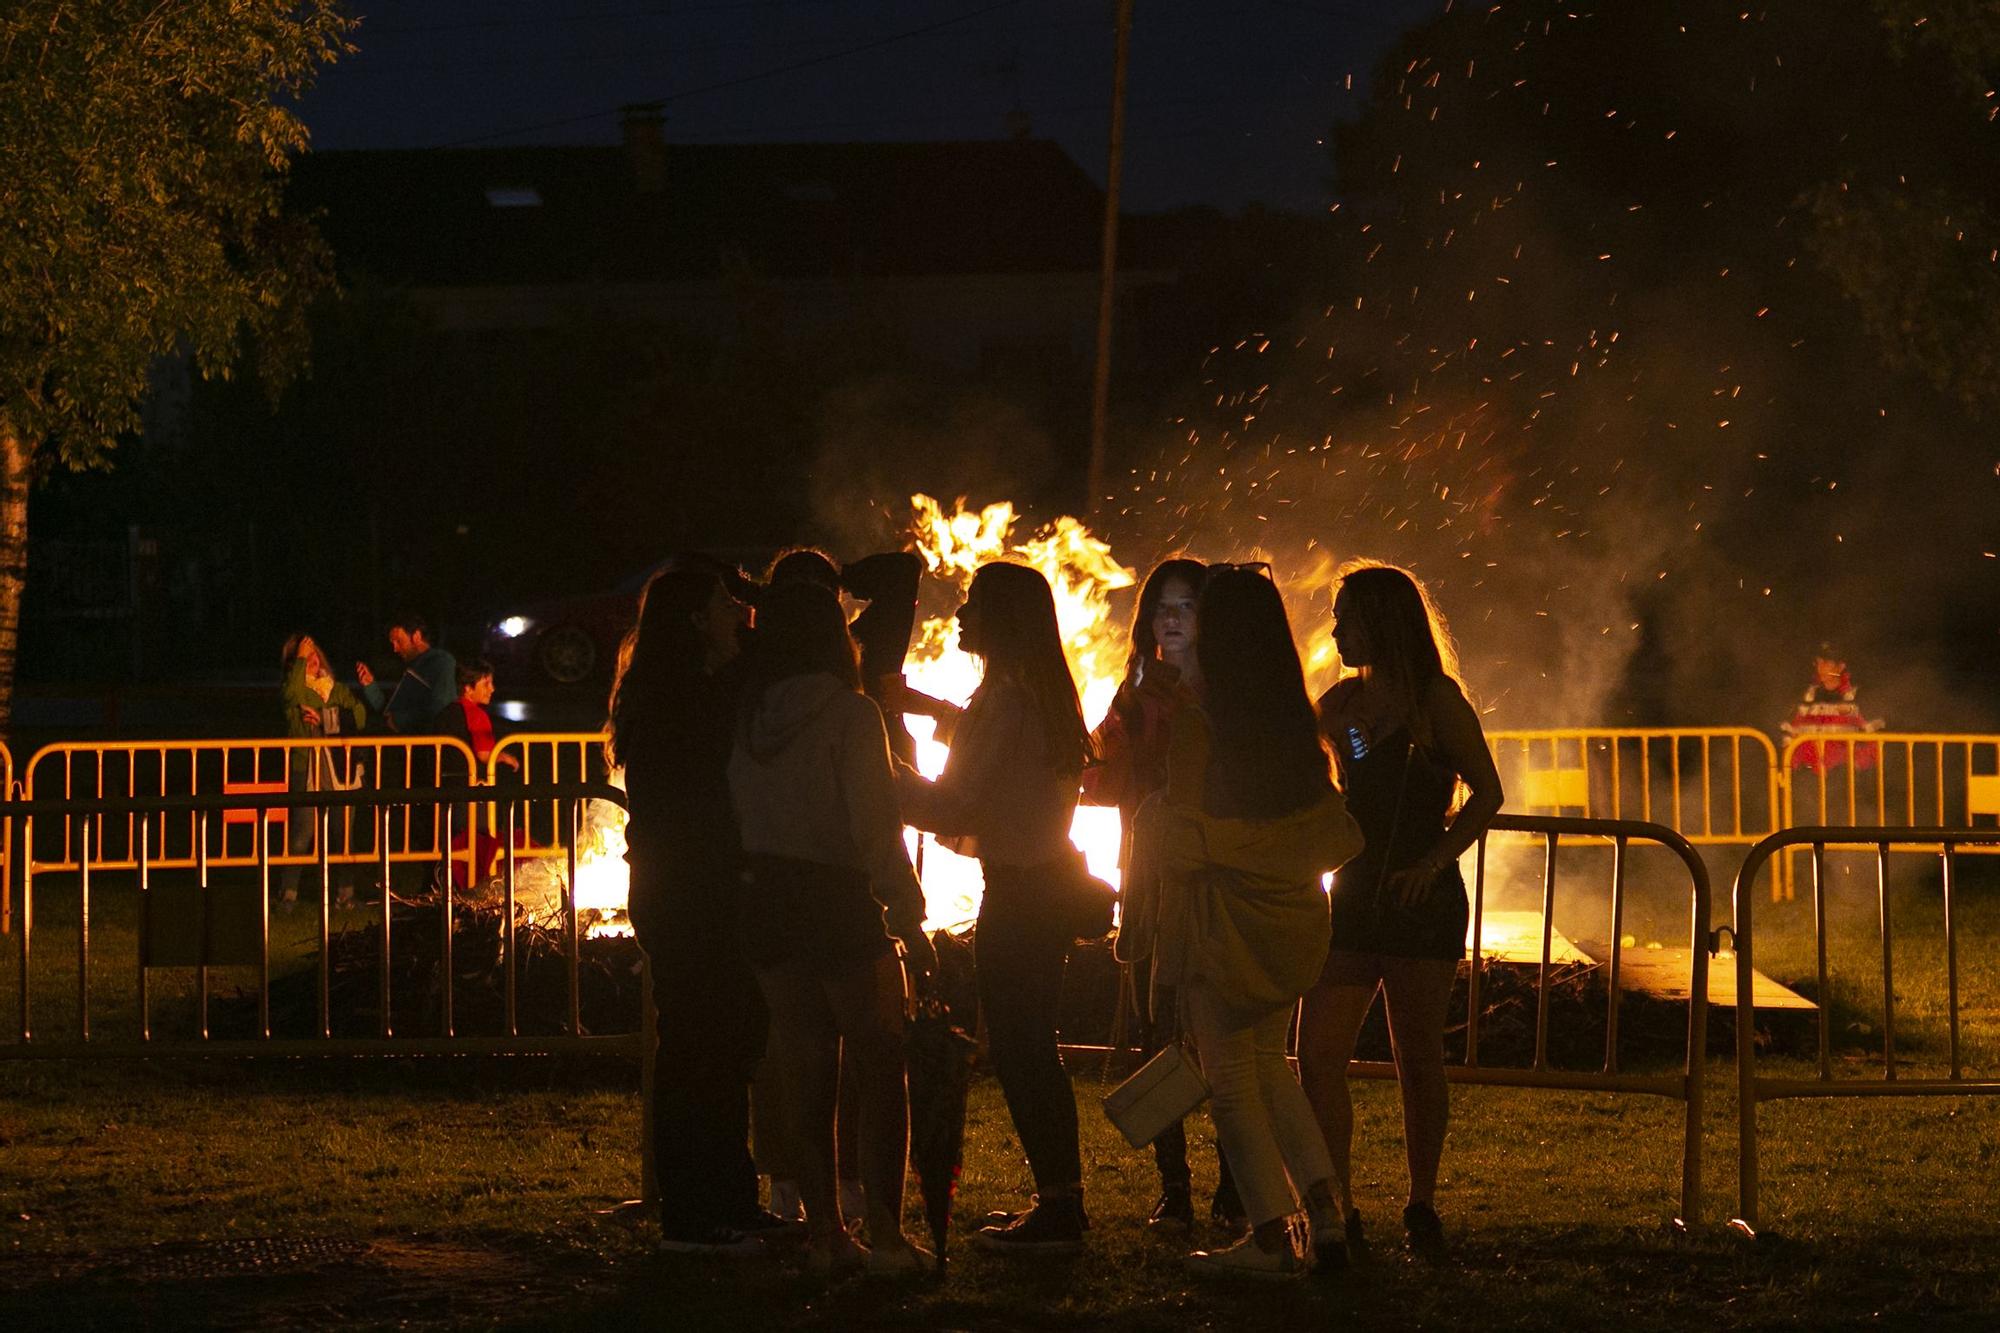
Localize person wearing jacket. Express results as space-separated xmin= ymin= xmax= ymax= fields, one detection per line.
xmin=729 ymin=581 xmax=938 ymax=1277
xmin=357 ymin=614 xmax=456 ymax=735
xmin=278 ymin=633 xmax=368 ymax=909
xmin=607 ymin=564 xmax=779 ymax=1257
xmin=897 ymin=561 xmax=1093 ymax=1254
xmin=1081 ymin=557 xmax=1241 ymax=1233
xmin=1156 ymin=566 xmax=1365 ymax=1280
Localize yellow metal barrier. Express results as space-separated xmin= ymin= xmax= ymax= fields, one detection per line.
xmin=1489 ymin=728 xmax=1782 ymax=848
xmin=1779 ymin=732 xmax=2000 ymax=834
xmin=22 ymin=737 xmax=480 ymax=881
xmin=484 ymin=732 xmax=611 ymax=853
xmin=1776 ymin=732 xmax=2000 ymax=900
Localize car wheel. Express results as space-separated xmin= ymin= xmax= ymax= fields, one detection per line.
xmin=537 ymin=624 xmax=598 ymax=685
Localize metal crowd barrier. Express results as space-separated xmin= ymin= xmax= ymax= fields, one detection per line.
xmin=0 ymin=741 xmax=13 ymax=934
xmin=1365 ymin=813 xmax=1714 ymax=1226
xmin=484 ymin=732 xmax=611 ymax=849
xmin=0 ymin=782 xmax=638 ymax=1058
xmin=20 ymin=737 xmax=482 ymax=881
xmin=1730 ymin=826 xmax=2000 ymax=1232
xmin=1490 ymin=728 xmax=1781 ymax=851
xmin=1779 ymin=732 xmax=2000 ymax=839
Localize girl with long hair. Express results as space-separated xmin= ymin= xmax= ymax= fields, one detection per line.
xmin=1297 ymin=562 xmax=1503 ymax=1262
xmin=897 ymin=560 xmax=1094 ymax=1253
xmin=1157 ymin=567 xmax=1363 ymax=1280
xmin=727 ymin=582 xmax=937 ymax=1276
xmin=1081 ymin=558 xmax=1241 ymax=1232
xmin=277 ymin=632 xmax=367 ymax=909
xmin=606 ymin=564 xmax=778 ymax=1257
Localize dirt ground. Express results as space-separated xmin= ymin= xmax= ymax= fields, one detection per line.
xmin=0 ymin=1232 xmax=641 ymax=1330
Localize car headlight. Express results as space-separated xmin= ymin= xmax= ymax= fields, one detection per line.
xmin=497 ymin=615 xmax=532 ymax=639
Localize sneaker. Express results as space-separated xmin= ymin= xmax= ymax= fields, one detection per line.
xmin=734 ymin=1207 xmax=807 ymax=1242
xmin=805 ymin=1233 xmax=869 ymax=1278
xmin=1403 ymin=1201 xmax=1447 ymax=1261
xmin=866 ymin=1236 xmax=935 ymax=1278
xmin=768 ymin=1179 xmax=805 ymax=1224
xmin=656 ymin=1225 xmax=767 ymax=1258
xmin=1187 ymin=1233 xmax=1304 ymax=1282
xmin=974 ymin=1193 xmax=1086 ymax=1254
xmin=1146 ymin=1185 xmax=1195 ymax=1234
xmin=1307 ymin=1206 xmax=1349 ymax=1273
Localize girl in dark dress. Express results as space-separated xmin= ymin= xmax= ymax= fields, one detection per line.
xmin=1297 ymin=563 xmax=1503 ymax=1261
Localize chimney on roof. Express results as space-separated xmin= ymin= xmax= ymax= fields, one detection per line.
xmin=620 ymin=102 xmax=667 ymax=195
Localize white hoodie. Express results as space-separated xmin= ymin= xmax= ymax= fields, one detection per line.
xmin=728 ymin=673 xmax=926 ymax=932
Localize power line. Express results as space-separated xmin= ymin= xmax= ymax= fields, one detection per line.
xmin=436 ymin=0 xmax=1030 ymax=148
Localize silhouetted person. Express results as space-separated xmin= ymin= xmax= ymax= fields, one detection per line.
xmin=1298 ymin=562 xmax=1504 ymax=1263
xmin=608 ymin=566 xmax=781 ymax=1255
xmin=897 ymin=561 xmax=1092 ymax=1254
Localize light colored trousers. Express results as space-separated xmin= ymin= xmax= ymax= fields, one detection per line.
xmin=1186 ymin=981 xmax=1333 ymax=1227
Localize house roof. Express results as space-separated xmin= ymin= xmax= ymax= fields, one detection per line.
xmin=290 ymin=139 xmax=1110 ymax=286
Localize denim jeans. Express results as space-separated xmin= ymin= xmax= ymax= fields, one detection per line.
xmin=1185 ymin=982 xmax=1332 ymax=1228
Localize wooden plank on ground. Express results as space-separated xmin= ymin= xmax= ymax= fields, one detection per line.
xmin=1571 ymin=938 xmax=1816 ymax=1011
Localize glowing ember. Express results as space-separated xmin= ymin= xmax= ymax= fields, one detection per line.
xmin=904 ymin=494 xmax=1136 ymax=930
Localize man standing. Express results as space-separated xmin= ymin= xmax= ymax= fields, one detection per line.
xmin=357 ymin=614 xmax=458 ymax=735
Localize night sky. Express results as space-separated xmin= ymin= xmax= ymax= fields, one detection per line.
xmin=300 ymin=0 xmax=1442 ymax=213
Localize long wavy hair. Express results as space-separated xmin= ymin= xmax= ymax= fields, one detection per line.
xmin=1124 ymin=557 xmax=1206 ymax=683
xmin=1195 ymin=567 xmax=1331 ymax=819
xmin=1333 ymin=561 xmax=1463 ymax=747
xmin=965 ymin=561 xmax=1092 ymax=773
xmin=737 ymin=581 xmax=860 ymax=729
xmin=604 ymin=567 xmax=724 ymax=768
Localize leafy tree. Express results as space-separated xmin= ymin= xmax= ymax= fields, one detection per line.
xmin=0 ymin=1 xmax=351 ymax=728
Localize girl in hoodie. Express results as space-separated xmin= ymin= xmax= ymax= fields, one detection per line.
xmin=897 ymin=561 xmax=1093 ymax=1254
xmin=1161 ymin=567 xmax=1364 ymax=1280
xmin=729 ymin=581 xmax=938 ymax=1276
xmin=1297 ymin=562 xmax=1503 ymax=1262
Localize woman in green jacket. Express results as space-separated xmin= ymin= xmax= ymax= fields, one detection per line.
xmin=278 ymin=633 xmax=368 ymax=907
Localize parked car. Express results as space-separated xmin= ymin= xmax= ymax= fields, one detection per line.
xmin=482 ymin=550 xmax=770 ymax=688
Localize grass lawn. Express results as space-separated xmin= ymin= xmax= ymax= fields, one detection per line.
xmin=2 ymin=859 xmax=2000 ymax=1328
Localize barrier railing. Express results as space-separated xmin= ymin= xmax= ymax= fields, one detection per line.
xmin=1355 ymin=813 xmax=1714 ymax=1225
xmin=21 ymin=737 xmax=480 ymax=880
xmin=0 ymin=740 xmax=13 ymax=934
xmin=1779 ymin=732 xmax=2000 ymax=839
xmin=1730 ymin=826 xmax=2000 ymax=1232
xmin=0 ymin=782 xmax=638 ymax=1058
xmin=484 ymin=732 xmax=611 ymax=850
xmin=1490 ymin=728 xmax=1781 ymax=849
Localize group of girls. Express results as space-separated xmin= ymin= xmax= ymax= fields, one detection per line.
xmin=608 ymin=544 xmax=1500 ymax=1283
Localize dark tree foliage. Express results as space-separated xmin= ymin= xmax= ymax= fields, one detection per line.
xmin=0 ymin=1 xmax=351 ymax=726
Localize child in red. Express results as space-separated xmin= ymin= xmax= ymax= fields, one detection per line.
xmin=437 ymin=658 xmax=523 ymax=888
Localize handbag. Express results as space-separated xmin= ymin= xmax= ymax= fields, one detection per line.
xmin=1101 ymin=845 xmax=1209 ymax=1147
xmin=1101 ymin=1037 xmax=1209 ymax=1149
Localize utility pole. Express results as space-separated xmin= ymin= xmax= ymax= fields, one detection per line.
xmin=1086 ymin=0 xmax=1134 ymax=514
